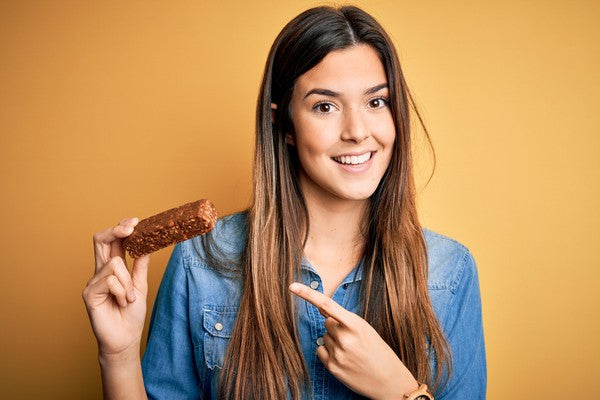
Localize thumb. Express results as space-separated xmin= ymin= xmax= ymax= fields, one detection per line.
xmin=132 ymin=254 xmax=150 ymax=294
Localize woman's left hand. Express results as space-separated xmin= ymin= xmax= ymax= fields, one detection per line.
xmin=289 ymin=282 xmax=419 ymax=400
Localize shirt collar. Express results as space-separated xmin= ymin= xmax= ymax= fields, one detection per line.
xmin=300 ymin=255 xmax=364 ymax=285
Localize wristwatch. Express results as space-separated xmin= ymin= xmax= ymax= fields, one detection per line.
xmin=403 ymin=382 xmax=434 ymax=400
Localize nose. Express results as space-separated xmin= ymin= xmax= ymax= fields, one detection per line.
xmin=340 ymin=107 xmax=370 ymax=143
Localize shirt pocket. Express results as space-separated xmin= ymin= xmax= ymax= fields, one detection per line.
xmin=202 ymin=305 xmax=238 ymax=370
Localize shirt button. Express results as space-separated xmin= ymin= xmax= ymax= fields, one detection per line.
xmin=214 ymin=322 xmax=224 ymax=331
xmin=343 ymin=283 xmax=349 ymax=290
xmin=316 ymin=337 xmax=324 ymax=346
xmin=310 ymin=280 xmax=319 ymax=289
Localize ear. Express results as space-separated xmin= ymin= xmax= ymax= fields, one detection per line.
xmin=270 ymin=103 xmax=277 ymax=125
xmin=285 ymin=132 xmax=296 ymax=146
xmin=271 ymin=102 xmax=295 ymax=145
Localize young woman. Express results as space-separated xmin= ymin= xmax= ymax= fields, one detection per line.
xmin=84 ymin=5 xmax=486 ymax=400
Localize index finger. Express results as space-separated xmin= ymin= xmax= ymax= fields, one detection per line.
xmin=92 ymin=217 xmax=138 ymax=271
xmin=289 ymin=282 xmax=353 ymax=326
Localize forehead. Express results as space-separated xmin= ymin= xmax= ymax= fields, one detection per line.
xmin=294 ymin=44 xmax=387 ymax=94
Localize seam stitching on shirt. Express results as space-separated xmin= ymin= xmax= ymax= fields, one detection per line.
xmin=449 ymin=248 xmax=470 ymax=294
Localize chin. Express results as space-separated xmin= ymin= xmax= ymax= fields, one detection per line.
xmin=333 ymin=187 xmax=379 ymax=201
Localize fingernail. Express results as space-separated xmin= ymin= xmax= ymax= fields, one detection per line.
xmin=289 ymin=283 xmax=301 ymax=293
xmin=124 ymin=226 xmax=134 ymax=233
xmin=128 ymin=290 xmax=136 ymax=302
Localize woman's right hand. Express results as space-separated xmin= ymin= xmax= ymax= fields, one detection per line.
xmin=83 ymin=217 xmax=151 ymax=359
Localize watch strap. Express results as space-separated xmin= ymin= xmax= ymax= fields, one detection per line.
xmin=403 ymin=382 xmax=434 ymax=400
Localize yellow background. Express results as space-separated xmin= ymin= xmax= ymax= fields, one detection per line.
xmin=1 ymin=1 xmax=598 ymax=398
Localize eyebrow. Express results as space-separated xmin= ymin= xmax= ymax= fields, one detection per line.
xmin=303 ymin=83 xmax=388 ymax=100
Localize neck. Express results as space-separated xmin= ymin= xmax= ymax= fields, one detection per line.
xmin=300 ymin=175 xmax=368 ymax=274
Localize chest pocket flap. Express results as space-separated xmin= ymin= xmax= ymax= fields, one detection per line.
xmin=202 ymin=306 xmax=238 ymax=369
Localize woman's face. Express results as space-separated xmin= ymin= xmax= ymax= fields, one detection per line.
xmin=288 ymin=44 xmax=396 ymax=206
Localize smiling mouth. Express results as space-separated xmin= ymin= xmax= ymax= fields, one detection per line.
xmin=332 ymin=152 xmax=373 ymax=165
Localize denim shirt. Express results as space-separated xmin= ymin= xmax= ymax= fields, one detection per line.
xmin=141 ymin=212 xmax=486 ymax=399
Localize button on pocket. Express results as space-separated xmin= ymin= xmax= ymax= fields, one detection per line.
xmin=202 ymin=306 xmax=238 ymax=370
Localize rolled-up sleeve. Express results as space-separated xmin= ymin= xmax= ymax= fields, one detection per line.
xmin=436 ymin=249 xmax=487 ymax=400
xmin=142 ymin=242 xmax=202 ymax=399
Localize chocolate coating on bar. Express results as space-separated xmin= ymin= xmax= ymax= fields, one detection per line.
xmin=123 ymin=199 xmax=217 ymax=258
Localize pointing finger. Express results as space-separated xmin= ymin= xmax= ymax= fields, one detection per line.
xmin=324 ymin=316 xmax=343 ymax=338
xmin=289 ymin=282 xmax=353 ymax=326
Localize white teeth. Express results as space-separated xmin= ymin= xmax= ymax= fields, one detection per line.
xmin=333 ymin=152 xmax=372 ymax=165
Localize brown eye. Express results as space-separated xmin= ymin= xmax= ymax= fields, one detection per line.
xmin=369 ymin=98 xmax=387 ymax=108
xmin=316 ymin=103 xmax=332 ymax=113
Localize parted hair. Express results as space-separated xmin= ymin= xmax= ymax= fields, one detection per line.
xmin=203 ymin=5 xmax=451 ymax=399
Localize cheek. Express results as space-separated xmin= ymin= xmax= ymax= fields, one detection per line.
xmin=295 ymin=137 xmax=329 ymax=162
xmin=371 ymin=114 xmax=396 ymax=139
xmin=378 ymin=119 xmax=397 ymax=149
xmin=385 ymin=131 xmax=396 ymax=149
xmin=294 ymin=120 xmax=338 ymax=156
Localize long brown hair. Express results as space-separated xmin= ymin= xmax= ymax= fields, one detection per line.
xmin=213 ymin=5 xmax=450 ymax=399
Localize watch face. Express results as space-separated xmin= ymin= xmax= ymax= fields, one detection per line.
xmin=414 ymin=394 xmax=433 ymax=400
